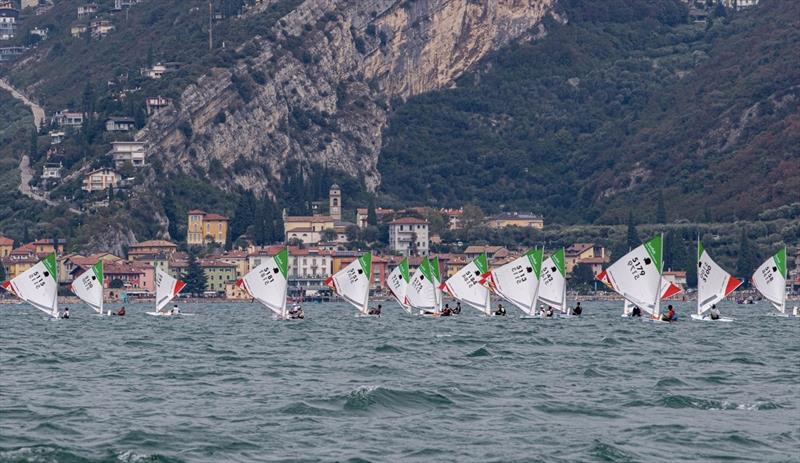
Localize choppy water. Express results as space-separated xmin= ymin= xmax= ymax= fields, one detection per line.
xmin=1 ymin=300 xmax=798 ymax=462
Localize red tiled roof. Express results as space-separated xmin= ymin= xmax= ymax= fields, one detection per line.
xmin=204 ymin=213 xmax=228 ymax=221
xmin=0 ymin=236 xmax=13 ymax=246
xmin=389 ymin=217 xmax=428 ymax=225
xmin=129 ymin=240 xmax=177 ymax=249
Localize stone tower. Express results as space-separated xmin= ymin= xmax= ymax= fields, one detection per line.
xmin=329 ymin=184 xmax=341 ymax=221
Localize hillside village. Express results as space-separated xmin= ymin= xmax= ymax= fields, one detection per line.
xmin=2 ymin=180 xmax=799 ymax=302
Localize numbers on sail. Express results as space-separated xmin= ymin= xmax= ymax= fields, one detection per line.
xmin=345 ymin=267 xmax=361 ymax=284
xmin=760 ymin=266 xmax=774 ymax=284
xmin=699 ymin=261 xmax=712 ymax=283
xmin=258 ymin=267 xmax=277 ymax=285
xmin=540 ymin=267 xmax=554 ymax=285
xmin=627 ymin=257 xmax=646 ymax=280
xmin=509 ymin=263 xmax=530 ymax=285
xmin=77 ymin=274 xmax=96 ymax=291
xmin=27 ymin=270 xmax=48 ymax=289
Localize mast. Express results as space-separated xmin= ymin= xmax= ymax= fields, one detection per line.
xmin=653 ymin=234 xmax=664 ymax=319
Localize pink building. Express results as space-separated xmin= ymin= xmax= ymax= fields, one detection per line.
xmin=103 ymin=262 xmax=154 ymax=294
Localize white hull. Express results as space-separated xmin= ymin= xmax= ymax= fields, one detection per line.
xmin=691 ymin=314 xmax=734 ymax=322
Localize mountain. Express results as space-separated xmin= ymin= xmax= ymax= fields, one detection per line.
xmin=0 ymin=0 xmax=797 ymax=250
xmin=378 ymin=0 xmax=800 ymax=224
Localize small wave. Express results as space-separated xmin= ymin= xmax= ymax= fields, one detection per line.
xmin=535 ymin=403 xmax=619 ymax=418
xmin=340 ymin=385 xmax=453 ymax=414
xmin=583 ymin=367 xmax=606 ymax=378
xmin=375 ymin=344 xmax=404 ymax=353
xmin=591 ymin=440 xmax=639 ymax=462
xmin=659 ymin=394 xmax=781 ymax=410
xmin=655 ymin=376 xmax=688 ymax=388
xmin=466 ymin=346 xmax=491 ymax=357
xmin=278 ymin=401 xmax=339 ymax=417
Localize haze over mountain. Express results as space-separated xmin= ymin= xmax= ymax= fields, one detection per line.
xmin=0 ymin=0 xmax=797 ymax=249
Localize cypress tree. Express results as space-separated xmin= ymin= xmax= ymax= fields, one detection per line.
xmin=367 ymin=195 xmax=378 ymax=226
xmin=184 ymin=254 xmax=207 ymax=296
xmin=626 ymin=211 xmax=639 ymax=249
xmin=736 ymin=227 xmax=754 ymax=287
xmin=656 ymin=190 xmax=667 ymax=224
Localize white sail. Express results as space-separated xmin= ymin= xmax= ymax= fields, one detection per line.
xmin=1 ymin=253 xmax=59 ymax=317
xmin=538 ymin=248 xmax=567 ymax=312
xmin=597 ymin=235 xmax=663 ymax=317
xmin=70 ymin=260 xmax=105 ymax=314
xmin=751 ymin=248 xmax=787 ymax=313
xmin=387 ymin=258 xmax=412 ymax=313
xmin=697 ymin=241 xmax=742 ymax=315
xmin=482 ymin=248 xmax=543 ymax=315
xmin=238 ymin=248 xmax=289 ymax=318
xmin=623 ymin=277 xmax=682 ymax=315
xmin=405 ymin=257 xmax=438 ymax=311
xmin=155 ymin=267 xmax=186 ymax=312
xmin=443 ymin=253 xmax=491 ymax=315
xmin=325 ymin=252 xmax=372 ymax=314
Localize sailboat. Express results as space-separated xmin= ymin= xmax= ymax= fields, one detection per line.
xmin=70 ymin=260 xmax=109 ymax=315
xmin=147 ymin=267 xmax=186 ymax=316
xmin=1 ymin=253 xmax=60 ymax=318
xmin=325 ymin=252 xmax=373 ymax=316
xmin=692 ymin=241 xmax=742 ymax=322
xmin=405 ymin=256 xmax=439 ymax=315
xmin=442 ymin=253 xmax=491 ymax=316
xmin=596 ymin=235 xmax=666 ymax=322
xmin=387 ymin=258 xmax=412 ymax=314
xmin=622 ymin=277 xmax=682 ymax=318
xmin=237 ymin=248 xmax=291 ymax=319
xmin=538 ymin=248 xmax=568 ymax=317
xmin=481 ymin=248 xmax=543 ymax=317
xmin=752 ymin=247 xmax=789 ymax=317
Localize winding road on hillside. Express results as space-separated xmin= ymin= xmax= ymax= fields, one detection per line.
xmin=1 ymin=79 xmax=81 ymax=214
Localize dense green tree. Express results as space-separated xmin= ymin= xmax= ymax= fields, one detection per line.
xmin=736 ymin=227 xmax=756 ymax=287
xmin=230 ymin=190 xmax=257 ymax=241
xmin=367 ymin=195 xmax=378 ymax=226
xmin=656 ymin=190 xmax=667 ymax=224
xmin=571 ymin=263 xmax=596 ymax=286
xmin=461 ymin=204 xmax=484 ymax=232
xmin=184 ymin=254 xmax=207 ymax=296
xmin=321 ymin=228 xmax=338 ymax=242
xmin=626 ymin=211 xmax=640 ymax=249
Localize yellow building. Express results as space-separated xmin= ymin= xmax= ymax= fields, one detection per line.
xmin=30 ymin=239 xmax=65 ymax=254
xmin=485 ymin=213 xmax=544 ymax=229
xmin=564 ymin=243 xmax=608 ymax=274
xmin=187 ymin=210 xmax=229 ymax=246
xmin=0 ymin=236 xmax=13 ymax=258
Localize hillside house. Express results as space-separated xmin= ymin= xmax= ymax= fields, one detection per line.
xmin=355 ymin=207 xmax=395 ymax=228
xmin=108 ymin=141 xmax=146 ymax=167
xmin=464 ymin=245 xmax=510 ymax=262
xmin=49 ymin=131 xmax=65 ymax=144
xmin=485 ymin=212 xmax=544 ymax=229
xmin=113 ymin=0 xmax=141 ymax=11
xmin=90 ymin=19 xmax=114 ymax=38
xmin=51 ymin=110 xmax=83 ymax=128
xmin=127 ymin=240 xmax=178 ymax=259
xmin=30 ymin=26 xmax=48 ymax=40
xmin=70 ymin=25 xmax=87 ymax=37
xmin=187 ymin=210 xmax=229 ymax=246
xmin=0 ymin=2 xmax=18 ymax=41
xmin=146 ymin=96 xmax=172 ymax=114
xmin=0 ymin=235 xmax=12 ymax=258
xmin=82 ymin=168 xmax=120 ymax=192
xmin=41 ymin=162 xmax=63 ymax=179
xmin=140 ymin=62 xmax=181 ymax=79
xmin=388 ymin=217 xmax=429 ymax=256
xmin=565 ymin=243 xmax=608 ymax=275
xmin=77 ymin=3 xmax=98 ymax=18
xmin=105 ymin=116 xmax=136 ymax=132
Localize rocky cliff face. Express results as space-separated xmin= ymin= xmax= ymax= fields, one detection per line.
xmin=143 ymin=0 xmax=555 ymax=195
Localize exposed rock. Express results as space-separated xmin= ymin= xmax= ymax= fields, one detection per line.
xmin=143 ymin=0 xmax=555 ymax=196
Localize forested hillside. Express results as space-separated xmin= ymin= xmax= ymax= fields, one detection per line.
xmin=378 ymin=0 xmax=799 ymax=224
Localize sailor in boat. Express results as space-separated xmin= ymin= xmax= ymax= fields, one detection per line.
xmin=367 ymin=304 xmax=382 ymax=316
xmin=61 ymin=307 xmax=70 ymax=319
xmin=116 ymin=306 xmax=126 ymax=316
xmin=494 ymin=303 xmax=507 ymax=316
xmin=170 ymin=304 xmax=181 ymax=316
xmin=545 ymin=306 xmax=554 ymax=318
xmin=631 ymin=306 xmax=642 ymax=317
xmin=571 ymin=302 xmax=583 ymax=316
xmin=440 ymin=304 xmax=454 ymax=317
xmin=709 ymin=304 xmax=721 ymax=321
xmin=453 ymin=301 xmax=462 ymax=314
xmin=660 ymin=305 xmax=676 ymax=322
xmin=287 ymin=305 xmax=304 ymax=319
xmin=793 ymin=306 xmax=799 ymax=317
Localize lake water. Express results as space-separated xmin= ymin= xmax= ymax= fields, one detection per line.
xmin=1 ymin=300 xmax=798 ymax=462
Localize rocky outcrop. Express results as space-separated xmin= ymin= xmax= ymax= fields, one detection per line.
xmin=143 ymin=0 xmax=555 ymax=195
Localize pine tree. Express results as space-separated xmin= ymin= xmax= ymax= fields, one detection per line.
xmin=184 ymin=254 xmax=207 ymax=296
xmin=626 ymin=211 xmax=640 ymax=249
xmin=736 ymin=227 xmax=754 ymax=287
xmin=367 ymin=195 xmax=378 ymax=226
xmin=230 ymin=190 xmax=257 ymax=241
xmin=656 ymin=190 xmax=667 ymax=224
xmin=29 ymin=128 xmax=38 ymax=161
